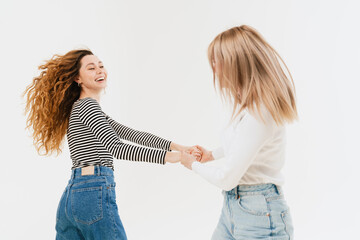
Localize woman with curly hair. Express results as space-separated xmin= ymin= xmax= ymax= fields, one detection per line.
xmin=23 ymin=49 xmax=199 ymax=239
xmin=181 ymin=25 xmax=297 ymax=239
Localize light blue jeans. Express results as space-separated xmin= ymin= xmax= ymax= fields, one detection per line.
xmin=211 ymin=183 xmax=294 ymax=240
xmin=55 ymin=166 xmax=127 ymax=240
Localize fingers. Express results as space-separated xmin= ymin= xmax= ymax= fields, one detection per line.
xmin=191 ymin=150 xmax=202 ymax=161
xmin=182 ymin=151 xmax=197 ymax=160
xmin=191 ymin=147 xmax=202 ymax=155
xmin=182 ymin=145 xmax=205 ymax=162
xmin=188 ymin=145 xmax=202 ymax=161
xmin=195 ymin=145 xmax=203 ymax=151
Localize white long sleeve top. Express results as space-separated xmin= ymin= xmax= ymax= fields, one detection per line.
xmin=192 ymin=106 xmax=286 ymax=191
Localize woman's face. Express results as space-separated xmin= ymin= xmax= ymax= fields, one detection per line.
xmin=77 ymin=55 xmax=107 ymax=90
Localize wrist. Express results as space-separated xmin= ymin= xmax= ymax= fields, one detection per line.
xmin=165 ymin=152 xmax=181 ymax=163
xmin=170 ymin=142 xmax=185 ymax=152
xmin=209 ymin=151 xmax=215 ymax=161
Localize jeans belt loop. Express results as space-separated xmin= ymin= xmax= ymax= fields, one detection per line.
xmin=96 ymin=165 xmax=100 ymax=176
xmin=70 ymin=170 xmax=75 ymax=181
xmin=235 ymin=186 xmax=240 ymax=199
xmin=275 ymin=184 xmax=282 ymax=195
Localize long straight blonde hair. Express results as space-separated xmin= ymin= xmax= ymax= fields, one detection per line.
xmin=208 ymin=25 xmax=298 ymax=125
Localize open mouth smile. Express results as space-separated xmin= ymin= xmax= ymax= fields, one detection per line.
xmin=95 ymin=77 xmax=105 ymax=82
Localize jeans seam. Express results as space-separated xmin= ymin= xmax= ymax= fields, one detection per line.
xmin=71 ymin=178 xmax=106 ymax=187
xmin=56 ymin=189 xmax=66 ymax=221
xmin=266 ymin=194 xmax=284 ymax=202
xmin=280 ymin=209 xmax=291 ymax=239
xmin=236 ymin=188 xmax=275 ymax=196
xmin=71 ymin=186 xmax=103 ymax=193
xmin=64 ymin=183 xmax=73 ymax=219
xmin=225 ymin=195 xmax=235 ymax=236
xmin=267 ymin=199 xmax=275 ymax=236
xmin=108 ymin=187 xmax=119 ymax=239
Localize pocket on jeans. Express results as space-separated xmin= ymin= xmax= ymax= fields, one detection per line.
xmin=237 ymin=194 xmax=269 ymax=216
xmin=71 ymin=186 xmax=103 ymax=225
xmin=280 ymin=209 xmax=294 ymax=239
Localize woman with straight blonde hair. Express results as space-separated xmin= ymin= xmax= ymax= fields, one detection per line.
xmin=181 ymin=25 xmax=296 ymax=239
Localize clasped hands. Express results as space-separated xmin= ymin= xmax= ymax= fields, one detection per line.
xmin=179 ymin=145 xmax=214 ymax=170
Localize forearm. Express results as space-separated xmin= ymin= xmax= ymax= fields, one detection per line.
xmin=170 ymin=142 xmax=187 ymax=152
xmin=106 ymin=116 xmax=172 ymax=151
xmin=165 ymin=151 xmax=181 ymax=163
xmin=112 ymin=142 xmax=168 ymax=164
xmin=211 ymin=147 xmax=224 ymax=160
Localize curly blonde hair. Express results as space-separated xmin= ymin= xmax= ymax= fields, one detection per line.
xmin=23 ymin=49 xmax=93 ymax=156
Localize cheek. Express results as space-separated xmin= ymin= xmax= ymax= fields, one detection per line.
xmin=82 ymin=71 xmax=95 ymax=81
xmin=79 ymin=69 xmax=89 ymax=79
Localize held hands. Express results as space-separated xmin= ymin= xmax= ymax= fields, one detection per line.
xmin=164 ymin=146 xmax=201 ymax=164
xmin=165 ymin=143 xmax=214 ymax=170
xmin=191 ymin=145 xmax=214 ymax=163
xmin=180 ymin=145 xmax=214 ymax=170
xmin=180 ymin=151 xmax=198 ymax=170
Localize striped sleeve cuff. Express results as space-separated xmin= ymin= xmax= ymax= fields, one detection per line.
xmin=160 ymin=150 xmax=167 ymax=165
xmin=165 ymin=140 xmax=172 ymax=152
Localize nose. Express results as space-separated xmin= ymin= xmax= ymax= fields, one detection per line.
xmin=97 ymin=67 xmax=103 ymax=74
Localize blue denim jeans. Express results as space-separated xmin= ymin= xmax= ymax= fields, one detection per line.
xmin=211 ymin=183 xmax=294 ymax=240
xmin=55 ymin=166 xmax=127 ymax=240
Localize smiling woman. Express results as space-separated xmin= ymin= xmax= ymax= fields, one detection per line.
xmin=75 ymin=55 xmax=108 ymax=99
xmin=22 ymin=48 xmax=199 ymax=239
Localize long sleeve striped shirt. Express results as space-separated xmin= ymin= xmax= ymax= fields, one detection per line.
xmin=67 ymin=97 xmax=172 ymax=170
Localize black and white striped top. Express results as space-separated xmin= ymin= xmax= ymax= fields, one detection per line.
xmin=67 ymin=97 xmax=172 ymax=170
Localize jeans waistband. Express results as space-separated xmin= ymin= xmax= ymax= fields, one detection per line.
xmin=226 ymin=183 xmax=282 ymax=197
xmin=71 ymin=165 xmax=114 ymax=180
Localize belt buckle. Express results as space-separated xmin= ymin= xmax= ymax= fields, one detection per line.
xmin=81 ymin=166 xmax=95 ymax=176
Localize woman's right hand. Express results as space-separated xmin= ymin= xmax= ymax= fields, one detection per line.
xmin=185 ymin=146 xmax=202 ymax=161
xmin=180 ymin=151 xmax=198 ymax=170
xmin=193 ymin=145 xmax=214 ymax=163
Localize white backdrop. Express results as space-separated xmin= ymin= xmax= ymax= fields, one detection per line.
xmin=1 ymin=0 xmax=359 ymax=239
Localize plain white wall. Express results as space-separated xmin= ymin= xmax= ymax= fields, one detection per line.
xmin=0 ymin=0 xmax=359 ymax=239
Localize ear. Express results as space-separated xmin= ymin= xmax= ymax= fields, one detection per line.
xmin=74 ymin=76 xmax=80 ymax=84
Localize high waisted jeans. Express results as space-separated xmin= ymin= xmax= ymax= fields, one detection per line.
xmin=55 ymin=166 xmax=127 ymax=240
xmin=211 ymin=183 xmax=294 ymax=240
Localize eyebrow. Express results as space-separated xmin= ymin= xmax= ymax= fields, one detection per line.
xmin=85 ymin=61 xmax=103 ymax=67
